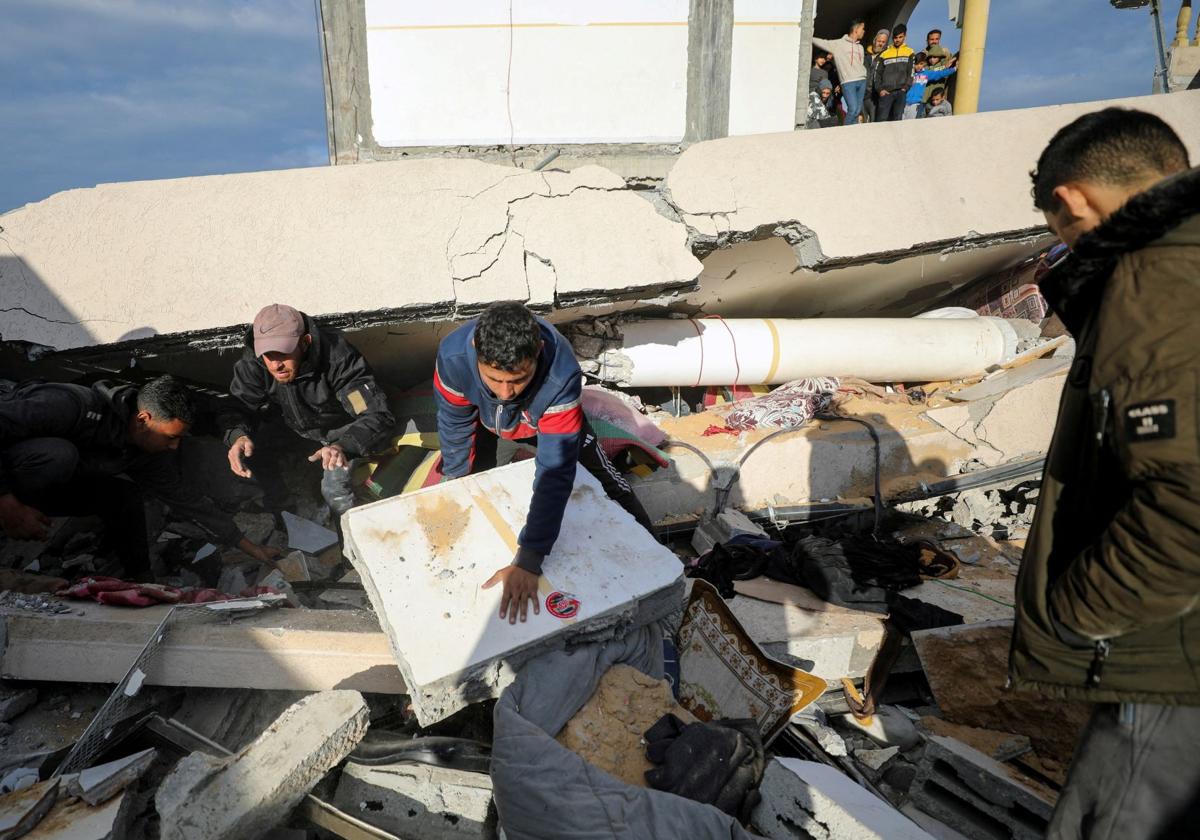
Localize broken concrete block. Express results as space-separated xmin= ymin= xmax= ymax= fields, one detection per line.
xmin=557 ymin=664 xmax=696 ymax=788
xmin=690 ymin=508 xmax=767 ymax=556
xmin=233 ymin=512 xmax=276 ymax=546
xmin=854 ymin=746 xmax=900 ymax=775
xmin=918 ymin=717 xmax=1032 ymax=762
xmin=751 ymin=758 xmax=934 ymax=840
xmin=0 ymin=690 xmax=37 ymax=724
xmin=839 ymin=706 xmax=921 ymax=750
xmin=911 ymin=621 xmax=1089 ymax=764
xmin=909 ymin=735 xmax=1054 ymax=840
xmin=276 ymin=551 xmax=312 ymax=583
xmin=65 ymin=748 xmax=155 ymax=805
xmin=21 ymin=791 xmax=132 ymax=840
xmin=334 ymin=762 xmax=495 ymax=840
xmin=0 ymin=778 xmax=59 ymax=840
xmin=282 ymin=512 xmax=337 ymax=554
xmin=342 ymin=461 xmax=685 ymax=725
xmin=0 ymin=769 xmax=38 ymax=796
xmin=156 ymin=690 xmax=369 ymax=840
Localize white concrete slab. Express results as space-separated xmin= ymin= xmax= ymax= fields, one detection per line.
xmin=753 ymin=758 xmax=934 ymax=840
xmin=343 ymin=460 xmax=685 ymax=724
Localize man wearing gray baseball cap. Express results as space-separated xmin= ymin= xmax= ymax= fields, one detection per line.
xmin=220 ymin=304 xmax=396 ymax=522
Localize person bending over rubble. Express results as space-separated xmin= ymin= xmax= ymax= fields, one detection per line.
xmin=0 ymin=375 xmax=277 ymax=579
xmin=434 ymin=302 xmax=655 ymax=624
xmin=1011 ymin=108 xmax=1200 ymax=839
xmin=222 ymin=303 xmax=396 ymax=522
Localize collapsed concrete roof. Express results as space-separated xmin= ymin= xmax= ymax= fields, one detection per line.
xmin=0 ymin=161 xmax=700 ymax=355
xmin=664 ymin=90 xmax=1200 ymax=318
xmin=664 ymin=90 xmax=1200 ymax=265
xmin=3 ymin=91 xmax=1199 ymax=359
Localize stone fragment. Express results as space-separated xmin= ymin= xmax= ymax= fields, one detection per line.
xmin=276 ymin=551 xmax=312 ymax=583
xmin=556 ymin=664 xmax=696 ymax=788
xmin=854 ymin=746 xmax=900 ymax=774
xmin=334 ymin=762 xmax=495 ymax=840
xmin=233 ymin=512 xmax=277 ymax=546
xmin=0 ymin=690 xmax=38 ymax=724
xmin=752 ymin=758 xmax=934 ymax=840
xmin=909 ymin=735 xmax=1053 ymax=840
xmin=66 ymin=748 xmax=155 ymax=805
xmin=282 ymin=512 xmax=338 ymax=554
xmin=911 ymin=621 xmax=1089 ymax=763
xmin=838 ymin=706 xmax=921 ymax=750
xmin=343 ymin=461 xmax=685 ymax=725
xmin=690 ymin=509 xmax=768 ymax=556
xmin=918 ymin=717 xmax=1032 ymax=762
xmin=156 ymin=690 xmax=369 ymax=840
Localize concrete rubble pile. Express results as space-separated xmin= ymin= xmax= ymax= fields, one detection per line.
xmin=5 ymin=91 xmax=1200 ymax=838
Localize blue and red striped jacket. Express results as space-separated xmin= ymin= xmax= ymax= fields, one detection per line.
xmin=433 ymin=317 xmax=584 ymax=564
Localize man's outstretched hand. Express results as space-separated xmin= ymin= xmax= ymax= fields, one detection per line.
xmin=308 ymin=444 xmax=348 ymax=471
xmin=237 ymin=537 xmax=283 ymax=567
xmin=482 ymin=565 xmax=540 ymax=624
xmin=0 ymin=494 xmax=51 ymax=541
xmin=228 ymin=436 xmax=255 ymax=478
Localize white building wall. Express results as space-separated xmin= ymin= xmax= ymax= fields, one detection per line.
xmin=364 ymin=0 xmax=804 ymax=146
xmin=729 ymin=2 xmax=803 ymax=136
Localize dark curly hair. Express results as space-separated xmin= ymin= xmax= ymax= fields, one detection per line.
xmin=474 ymin=302 xmax=541 ymax=372
xmin=1031 ymin=108 xmax=1189 ymax=212
xmin=137 ymin=375 xmax=196 ymax=424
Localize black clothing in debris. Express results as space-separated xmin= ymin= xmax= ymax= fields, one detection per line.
xmin=690 ymin=533 xmax=930 ymax=613
xmin=0 ymin=380 xmax=242 ymax=575
xmin=643 ymin=713 xmax=765 ymax=823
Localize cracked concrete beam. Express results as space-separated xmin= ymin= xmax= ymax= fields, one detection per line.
xmin=665 ymin=90 xmax=1200 ymax=266
xmin=1 ymin=158 xmax=699 ymax=355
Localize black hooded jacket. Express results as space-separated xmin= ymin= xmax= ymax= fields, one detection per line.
xmin=0 ymin=380 xmax=242 ymax=544
xmin=221 ymin=314 xmax=394 ymax=458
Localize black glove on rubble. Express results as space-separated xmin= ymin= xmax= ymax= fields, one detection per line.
xmin=643 ymin=713 xmax=765 ymax=822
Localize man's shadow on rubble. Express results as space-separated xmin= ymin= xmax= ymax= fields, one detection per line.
xmin=714 ymin=408 xmax=948 ymax=676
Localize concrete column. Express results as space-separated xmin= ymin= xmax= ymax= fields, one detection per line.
xmin=794 ymin=0 xmax=818 ymax=128
xmin=318 ymin=0 xmax=374 ymax=164
xmin=684 ymin=0 xmax=735 ymax=142
xmin=955 ymin=0 xmax=991 ymax=114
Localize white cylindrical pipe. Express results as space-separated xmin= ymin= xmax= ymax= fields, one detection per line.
xmin=595 ymin=317 xmax=1018 ymax=387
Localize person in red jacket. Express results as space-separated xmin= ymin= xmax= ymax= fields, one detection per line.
xmin=434 ymin=302 xmax=654 ymax=623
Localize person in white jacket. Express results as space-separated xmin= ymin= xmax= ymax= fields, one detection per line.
xmin=813 ymin=19 xmax=867 ymax=125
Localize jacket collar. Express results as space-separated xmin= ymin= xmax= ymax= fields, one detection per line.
xmin=1040 ymin=166 xmax=1200 ymax=334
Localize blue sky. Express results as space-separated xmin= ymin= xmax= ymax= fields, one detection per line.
xmin=0 ymin=0 xmax=1168 ymax=213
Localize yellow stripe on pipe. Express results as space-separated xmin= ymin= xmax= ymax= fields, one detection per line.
xmin=763 ymin=318 xmax=782 ymax=384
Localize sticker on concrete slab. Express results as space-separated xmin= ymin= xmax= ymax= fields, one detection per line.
xmin=546 ymin=591 xmax=580 ymax=620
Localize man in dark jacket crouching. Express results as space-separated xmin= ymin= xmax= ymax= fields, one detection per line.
xmin=222 ymin=304 xmax=395 ymax=520
xmin=1011 ymin=107 xmax=1200 ymax=838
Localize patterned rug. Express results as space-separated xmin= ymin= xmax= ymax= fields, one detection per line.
xmin=677 ymin=580 xmax=827 ymax=745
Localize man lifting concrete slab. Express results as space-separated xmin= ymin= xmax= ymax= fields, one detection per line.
xmin=433 ymin=302 xmax=655 ymax=623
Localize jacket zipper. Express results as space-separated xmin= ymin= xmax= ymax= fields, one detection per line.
xmin=495 ymin=404 xmax=503 ymax=438
xmin=1086 ymin=639 xmax=1111 ymax=687
xmin=1094 ymin=388 xmax=1111 ymax=444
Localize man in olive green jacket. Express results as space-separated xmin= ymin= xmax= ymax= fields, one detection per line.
xmin=1012 ymin=107 xmax=1200 ymax=838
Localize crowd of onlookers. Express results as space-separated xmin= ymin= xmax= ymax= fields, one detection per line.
xmin=805 ymin=20 xmax=957 ymax=130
